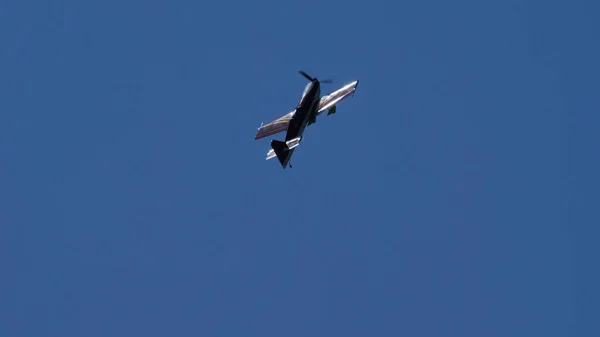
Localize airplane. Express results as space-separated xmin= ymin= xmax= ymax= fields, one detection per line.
xmin=254 ymin=70 xmax=359 ymax=169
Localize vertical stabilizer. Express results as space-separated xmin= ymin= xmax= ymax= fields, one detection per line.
xmin=270 ymin=140 xmax=292 ymax=169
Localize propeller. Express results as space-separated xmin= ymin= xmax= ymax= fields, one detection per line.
xmin=299 ymin=70 xmax=314 ymax=81
xmin=298 ymin=70 xmax=332 ymax=84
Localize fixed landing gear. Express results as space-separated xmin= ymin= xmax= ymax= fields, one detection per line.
xmin=289 ymin=163 xmax=293 ymax=168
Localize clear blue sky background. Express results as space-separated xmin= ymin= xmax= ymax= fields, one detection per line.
xmin=1 ymin=0 xmax=598 ymax=336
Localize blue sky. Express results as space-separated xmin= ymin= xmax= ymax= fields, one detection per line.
xmin=1 ymin=0 xmax=598 ymax=336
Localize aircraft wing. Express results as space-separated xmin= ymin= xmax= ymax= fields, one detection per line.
xmin=254 ymin=110 xmax=295 ymax=140
xmin=317 ymin=80 xmax=359 ymax=113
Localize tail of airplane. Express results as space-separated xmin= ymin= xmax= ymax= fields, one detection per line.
xmin=267 ymin=137 xmax=301 ymax=169
xmin=271 ymin=140 xmax=290 ymax=168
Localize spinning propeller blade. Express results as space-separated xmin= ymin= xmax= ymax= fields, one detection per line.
xmin=298 ymin=70 xmax=332 ymax=84
xmin=298 ymin=71 xmax=314 ymax=81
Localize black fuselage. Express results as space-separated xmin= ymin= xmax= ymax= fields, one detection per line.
xmin=285 ymin=81 xmax=321 ymax=141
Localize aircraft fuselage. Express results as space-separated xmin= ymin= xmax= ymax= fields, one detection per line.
xmin=285 ymin=81 xmax=321 ymax=142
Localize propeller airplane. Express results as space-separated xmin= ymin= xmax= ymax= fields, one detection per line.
xmin=254 ymin=71 xmax=359 ymax=169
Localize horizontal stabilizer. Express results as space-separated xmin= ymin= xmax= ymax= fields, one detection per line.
xmin=266 ymin=149 xmax=277 ymax=160
xmin=266 ymin=137 xmax=300 ymax=160
xmin=286 ymin=137 xmax=302 ymax=149
xmin=267 ymin=137 xmax=302 ymax=168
